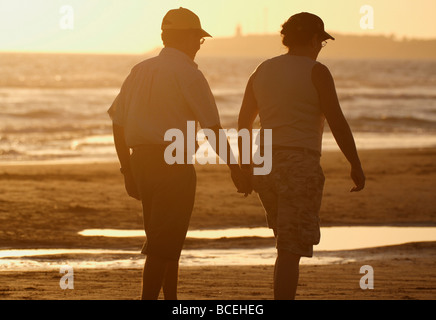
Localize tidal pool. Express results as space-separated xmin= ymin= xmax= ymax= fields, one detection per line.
xmin=78 ymin=226 xmax=436 ymax=251
xmin=1 ymin=226 xmax=434 ymax=270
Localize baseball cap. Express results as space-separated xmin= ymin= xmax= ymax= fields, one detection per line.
xmin=284 ymin=12 xmax=335 ymax=41
xmin=162 ymin=7 xmax=212 ymax=38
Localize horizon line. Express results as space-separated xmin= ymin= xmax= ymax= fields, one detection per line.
xmin=1 ymin=31 xmax=436 ymax=56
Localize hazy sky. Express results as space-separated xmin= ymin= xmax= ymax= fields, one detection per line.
xmin=1 ymin=0 xmax=435 ymax=54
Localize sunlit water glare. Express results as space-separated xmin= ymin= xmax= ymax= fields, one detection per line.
xmin=1 ymin=226 xmax=435 ymax=270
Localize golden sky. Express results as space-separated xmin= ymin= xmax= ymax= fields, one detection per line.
xmin=1 ymin=0 xmax=435 ymax=54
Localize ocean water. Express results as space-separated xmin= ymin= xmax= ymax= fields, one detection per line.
xmin=1 ymin=52 xmax=436 ymax=164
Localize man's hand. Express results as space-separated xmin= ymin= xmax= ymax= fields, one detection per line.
xmin=350 ymin=165 xmax=365 ymax=192
xmin=123 ymin=172 xmax=141 ymax=200
xmin=230 ymin=165 xmax=252 ymax=197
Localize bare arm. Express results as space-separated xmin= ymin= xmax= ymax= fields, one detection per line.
xmin=113 ymin=123 xmax=131 ymax=172
xmin=203 ymin=124 xmax=252 ymax=196
xmin=112 ymin=122 xmax=141 ymax=200
xmin=238 ymin=74 xmax=259 ymax=173
xmin=312 ymin=63 xmax=365 ymax=192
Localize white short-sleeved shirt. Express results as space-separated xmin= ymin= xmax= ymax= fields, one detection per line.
xmin=108 ymin=47 xmax=221 ymax=147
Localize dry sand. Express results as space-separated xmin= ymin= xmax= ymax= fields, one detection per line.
xmin=0 ymin=148 xmax=435 ymax=300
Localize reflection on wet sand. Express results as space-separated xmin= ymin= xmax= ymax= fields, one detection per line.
xmin=79 ymin=226 xmax=436 ymax=251
xmin=1 ymin=226 xmax=435 ymax=270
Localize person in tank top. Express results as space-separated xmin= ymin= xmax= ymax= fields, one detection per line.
xmin=238 ymin=12 xmax=366 ymax=300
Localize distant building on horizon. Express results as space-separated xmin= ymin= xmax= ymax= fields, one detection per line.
xmin=235 ymin=24 xmax=243 ymax=38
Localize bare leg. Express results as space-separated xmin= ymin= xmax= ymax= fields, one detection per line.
xmin=163 ymin=260 xmax=179 ymax=300
xmin=274 ymin=249 xmax=301 ymax=300
xmin=141 ymin=255 xmax=168 ymax=300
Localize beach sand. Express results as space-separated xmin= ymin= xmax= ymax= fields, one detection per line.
xmin=0 ymin=148 xmax=435 ymax=300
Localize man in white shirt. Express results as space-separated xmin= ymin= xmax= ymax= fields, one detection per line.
xmin=108 ymin=7 xmax=249 ymax=300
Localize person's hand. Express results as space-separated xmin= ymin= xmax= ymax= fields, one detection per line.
xmin=123 ymin=172 xmax=141 ymax=200
xmin=350 ymin=165 xmax=365 ymax=192
xmin=230 ymin=166 xmax=252 ymax=197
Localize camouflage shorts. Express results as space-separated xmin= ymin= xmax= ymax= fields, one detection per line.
xmin=253 ymin=148 xmax=325 ymax=257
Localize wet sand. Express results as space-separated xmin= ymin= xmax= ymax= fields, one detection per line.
xmin=0 ymin=148 xmax=435 ymax=300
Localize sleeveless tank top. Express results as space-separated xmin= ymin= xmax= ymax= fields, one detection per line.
xmin=252 ymin=54 xmax=325 ymax=154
